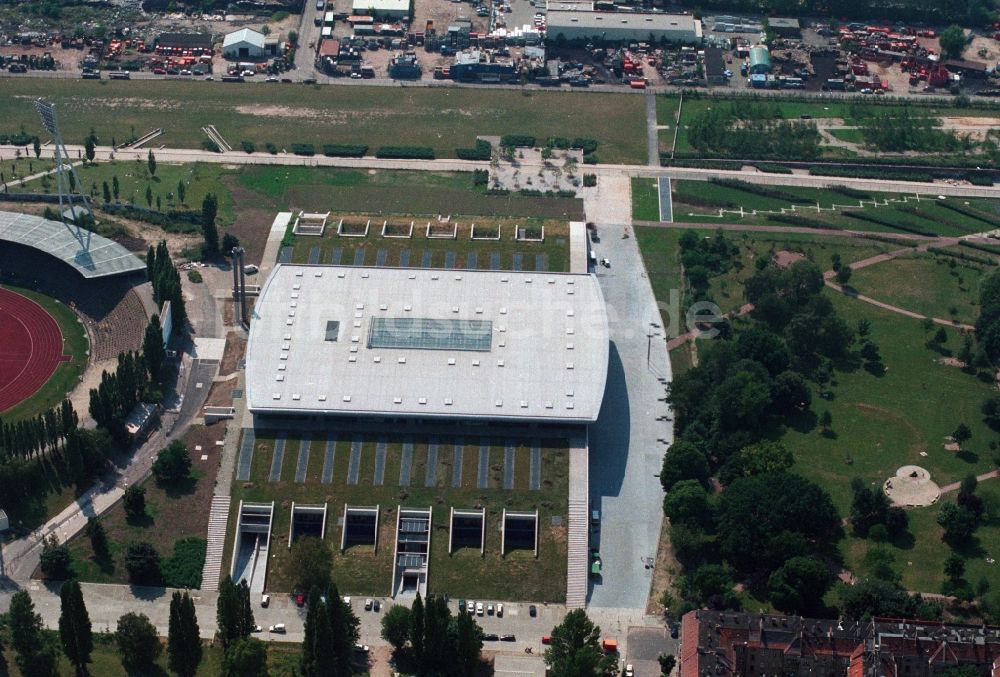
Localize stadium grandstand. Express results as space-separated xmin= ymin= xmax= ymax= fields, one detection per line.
xmin=0 ymin=211 xmax=146 ymax=279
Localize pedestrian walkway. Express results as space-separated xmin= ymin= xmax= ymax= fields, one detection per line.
xmin=504 ymin=441 xmax=515 ymax=490
xmin=294 ymin=436 xmax=311 ymax=483
xmin=400 ymin=438 xmax=413 ymax=485
xmin=530 ymin=439 xmax=541 ymax=491
xmin=200 ymin=495 xmax=231 ymax=592
xmin=322 ymin=435 xmax=336 ymax=484
xmin=269 ymin=434 xmax=287 ymax=482
xmin=374 ymin=437 xmax=387 ymax=485
xmin=348 ymin=436 xmax=362 ymax=484
xmin=566 ymin=438 xmax=589 ymax=609
xmin=452 ymin=442 xmax=464 ymax=488
xmin=478 ymin=440 xmax=490 ymax=488
xmin=425 ymin=438 xmax=438 ymax=486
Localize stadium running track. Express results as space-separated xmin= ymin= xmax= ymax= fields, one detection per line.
xmin=0 ymin=287 xmax=68 ymax=412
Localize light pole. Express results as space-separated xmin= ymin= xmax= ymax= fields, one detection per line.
xmin=647 ymin=322 xmax=661 ymax=368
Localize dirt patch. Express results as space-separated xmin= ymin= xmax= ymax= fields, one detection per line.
xmin=646 ymin=515 xmax=680 ymax=616
xmin=219 ymin=334 xmax=246 ymax=376
xmin=220 ymin=175 xmax=279 ymax=265
xmin=938 ymin=357 xmax=967 ymax=368
xmin=773 ymin=250 xmax=805 ymax=268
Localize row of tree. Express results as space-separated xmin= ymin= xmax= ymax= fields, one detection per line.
xmin=0 ymin=398 xmax=77 ymax=463
xmin=687 ymin=104 xmax=821 ymax=161
xmin=88 ymin=351 xmax=149 ymax=444
xmin=378 ymin=592 xmax=483 ymax=676
xmin=146 ymin=240 xmax=189 ymax=335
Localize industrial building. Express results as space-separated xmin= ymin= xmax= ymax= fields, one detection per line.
xmin=545 ymin=6 xmax=702 ymax=45
xmin=450 ymin=49 xmax=519 ymax=82
xmin=704 ymin=47 xmax=728 ymax=85
xmin=222 ymin=28 xmax=267 ymax=60
xmin=350 ymin=0 xmax=412 ymax=20
xmin=747 ymin=45 xmax=771 ymax=74
xmin=767 ymin=17 xmax=801 ymax=39
xmin=245 ymin=264 xmax=609 ymax=426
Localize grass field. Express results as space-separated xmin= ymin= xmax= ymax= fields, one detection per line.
xmin=848 ymin=252 xmax=990 ymax=324
xmin=0 ymin=630 xmax=305 ymax=677
xmin=237 ymin=166 xmax=584 ymax=220
xmin=64 ymin=425 xmax=222 ymax=587
xmin=631 ymin=178 xmax=660 ymax=221
xmin=0 ymin=285 xmax=89 ymax=420
xmin=224 ymin=430 xmax=568 ymax=602
xmin=285 ymin=214 xmax=570 ymax=272
xmin=827 ymin=128 xmax=865 ymax=144
xmin=0 ymin=156 xmax=56 ymax=183
xmin=0 ymin=78 xmax=647 ymax=164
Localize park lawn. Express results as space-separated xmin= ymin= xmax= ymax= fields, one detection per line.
xmin=827 ymin=128 xmax=865 ymax=144
xmin=0 ymin=156 xmax=56 ymax=183
xmin=237 ymin=166 xmax=584 ymax=220
xmin=655 ymin=95 xmax=682 ymax=128
xmin=0 ymin=285 xmax=89 ymax=421
xmin=848 ymin=252 xmax=989 ymax=325
xmin=231 ymin=430 xmax=568 ymax=602
xmin=0 ymin=78 xmax=647 ymax=164
xmin=19 ymin=160 xmax=236 ymax=228
xmin=0 ymin=631 xmax=304 ymax=677
xmin=780 ymin=291 xmax=997 ymax=515
xmin=286 ymin=215 xmax=570 ymax=272
xmin=634 ymin=227 xmax=687 ymax=333
xmin=632 ymin=178 xmax=660 ymax=221
xmin=64 ymin=425 xmax=221 ymax=587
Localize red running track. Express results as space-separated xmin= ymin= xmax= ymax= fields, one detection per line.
xmin=0 ymin=287 xmax=67 ymax=412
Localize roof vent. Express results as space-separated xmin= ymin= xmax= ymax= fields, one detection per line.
xmin=273 ymin=393 xmax=281 ymax=400
xmin=472 ymin=359 xmax=480 ymax=366
xmin=452 ymin=306 xmax=459 ymax=313
xmin=545 ymin=401 xmax=554 ymax=409
xmin=398 ymin=356 xmax=406 ymax=364
xmin=337 ymin=272 xmax=346 ymax=278
xmin=283 ymin=333 xmax=292 ymax=340
xmin=404 ymin=304 xmax=412 ymax=311
xmin=374 ymin=356 xmax=382 ymax=363
xmin=314 ymin=271 xmax=323 ymax=277
xmin=295 ymin=271 xmax=303 ymax=277
xmin=455 ymin=275 xmax=462 ymax=281
xmin=566 ymin=402 xmax=575 ymax=409
xmin=380 ymin=304 xmax=388 ymax=311
xmin=408 ymin=273 xmax=416 ymax=280
xmin=348 ymin=356 xmax=357 ymax=362
xmin=431 ymin=275 xmax=439 ymax=280
xmin=566 ymin=342 xmax=575 ymax=350
xmin=500 ymin=307 xmax=508 ymax=314
xmin=361 ymin=272 xmax=370 ymax=279
xmin=495 ymin=399 xmax=503 ymax=407
xmin=497 ymin=359 xmax=505 ymax=367
xmin=418 ymin=397 xmax=427 ymax=405
xmin=566 ymin=362 xmax=574 ymax=369
xmin=318 ymin=394 xmax=327 ymax=401
xmin=356 ymin=303 xmax=364 ymax=310
xmin=343 ymin=395 xmax=352 ymax=402
xmin=444 ymin=398 xmax=453 ymax=406
xmin=520 ymin=400 xmax=528 ymax=408
xmin=292 ymin=393 xmax=301 ymax=401
xmin=393 ymin=397 xmax=403 ymax=404
xmin=278 ymin=364 xmax=286 ymax=371
xmin=501 ymin=276 xmax=509 ymax=283
xmin=448 ymin=358 xmax=456 ymax=365
xmin=276 ymin=374 xmax=285 ymax=381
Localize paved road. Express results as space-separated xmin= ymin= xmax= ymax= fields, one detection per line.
xmin=645 ymin=92 xmax=659 ymax=167
xmin=2 ymin=143 xmax=995 ymax=198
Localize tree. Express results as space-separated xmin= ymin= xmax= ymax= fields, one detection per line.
xmin=719 ymin=441 xmax=794 ymax=485
xmin=102 ymin=180 xmax=111 ymax=203
xmin=59 ymin=579 xmax=93 ymax=676
xmin=862 ymin=546 xmax=901 ymax=584
xmin=222 ymin=232 xmax=240 ymax=253
xmin=819 ymin=410 xmax=833 ymax=434
xmin=659 ymin=654 xmax=677 ymax=677
xmin=680 ymin=564 xmax=737 ymax=609
xmin=940 ymin=24 xmax=966 ymax=59
xmin=143 ymin=314 xmax=166 ymax=386
xmin=217 ymin=576 xmax=255 ymax=649
xmin=145 ymin=184 xmax=153 ymax=207
xmin=835 ymin=265 xmax=852 ymax=285
xmin=769 ymin=371 xmax=811 ymax=417
xmin=153 ymin=441 xmax=192 ymax=483
xmin=301 ymin=589 xmax=335 ymax=677
xmin=177 ymin=180 xmax=186 ymax=204
xmin=411 ymin=592 xmax=425 ymax=663
xmin=156 ymin=195 xmax=161 ymax=211
xmin=33 ymin=136 xmax=41 ymax=159
xmin=123 ymin=541 xmax=161 ymax=585
xmin=123 ymin=484 xmax=146 ymax=520
xmin=168 ymin=591 xmax=202 ymax=677
xmin=325 ymin=583 xmax=360 ymax=674
xmin=850 ymin=477 xmax=890 ymax=537
xmin=116 ymin=612 xmax=161 ymax=673
xmin=40 ymin=533 xmax=72 ymax=580
xmin=544 ymin=609 xmax=616 ymax=677
xmin=717 ymin=472 xmax=842 ymax=575
xmin=84 ymin=136 xmax=95 ymax=163
xmin=201 ymin=193 xmax=220 ymax=256
xmin=222 ymin=638 xmax=269 ymax=677
xmin=381 ymin=604 xmax=412 ymax=650
xmin=112 ymin=175 xmax=120 ymax=200
xmin=290 ymin=536 xmax=332 ymax=593
xmin=663 ymin=480 xmax=712 ymax=528
xmin=938 ymin=503 xmax=977 ymax=546
xmin=147 ymin=149 xmax=157 ymax=176
xmin=450 ymin=605 xmax=485 ymax=676
xmin=840 ymin=577 xmax=918 ymax=621
xmin=660 ymin=441 xmax=711 ymax=492
xmin=767 ymin=555 xmax=832 ymax=614
xmin=952 ymin=423 xmax=972 ymax=449
xmin=9 ymin=590 xmax=58 ymax=677
xmin=945 ymin=553 xmax=966 ymax=581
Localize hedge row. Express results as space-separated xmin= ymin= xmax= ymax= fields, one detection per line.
xmin=754 ymin=163 xmax=793 ymax=174
xmin=766 ymin=213 xmax=841 ymax=229
xmin=937 ymin=200 xmax=1000 ymax=228
xmin=376 ymin=146 xmax=435 ymax=159
xmin=809 ymin=166 xmax=933 ymax=182
xmin=501 ymin=135 xmax=536 ymax=148
xmin=959 ymin=240 xmax=1000 ymax=257
xmin=518 ymin=188 xmax=576 ymax=198
xmin=323 ymin=144 xmax=368 ymax=157
xmin=102 ymin=203 xmax=202 ymax=234
xmin=841 ymin=210 xmax=937 ymax=237
xmin=0 ymin=133 xmax=37 ymax=146
xmin=927 ymin=246 xmax=998 ymax=266
xmin=710 ymin=178 xmax=816 ymax=205
xmin=456 ymin=139 xmax=491 ymax=161
xmin=966 ymin=173 xmax=995 ymax=186
xmin=827 ymin=185 xmax=871 ymax=200
xmin=291 ymin=143 xmax=315 ymax=156
xmin=499 ymin=135 xmax=599 ymax=153
xmin=662 ymin=157 xmax=736 ymax=170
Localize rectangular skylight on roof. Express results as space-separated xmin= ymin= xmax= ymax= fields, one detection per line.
xmin=369 ymin=318 xmax=493 ymax=352
xmin=325 ymin=320 xmax=340 ymax=341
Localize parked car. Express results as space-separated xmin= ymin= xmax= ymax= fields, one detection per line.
xmin=261 ymin=594 xmax=270 ymax=608
xmin=365 ymin=599 xmax=373 ymax=611
xmin=496 ymin=603 xmax=504 ymax=617
xmin=373 ymin=600 xmax=381 ymax=612
xmin=466 ymin=600 xmax=475 ymax=613
xmin=458 ymin=598 xmax=466 ymax=612
xmin=626 ymin=664 xmax=635 ymax=676
xmin=269 ymin=624 xmax=286 ymax=633
xmin=243 ymin=264 xmax=259 ymax=275
xmin=343 ymin=596 xmax=352 ymax=606
xmin=500 ymin=634 xmax=515 ymax=642
xmin=475 ymin=602 xmax=484 ymax=616
xmin=252 ymin=625 xmax=262 ymax=633
xmin=483 ymin=633 xmax=499 ymax=641
xmin=295 ymin=593 xmax=305 ymax=607
xmin=487 ymin=603 xmax=494 ymax=615
xmin=529 ymin=605 xmax=537 ymax=617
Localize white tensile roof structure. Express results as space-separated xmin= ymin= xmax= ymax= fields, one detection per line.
xmin=0 ymin=210 xmax=145 ymax=278
xmin=223 ymin=28 xmax=266 ymax=50
xmin=246 ymin=264 xmax=610 ymax=423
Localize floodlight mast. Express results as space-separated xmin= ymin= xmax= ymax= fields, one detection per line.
xmin=33 ymin=98 xmax=92 ymax=251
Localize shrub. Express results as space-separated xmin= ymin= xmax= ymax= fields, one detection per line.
xmin=710 ymin=178 xmax=815 ymax=204
xmin=841 ymin=210 xmax=938 ymax=237
xmin=754 ymin=162 xmax=793 ymax=174
xmin=322 ymin=144 xmax=368 ymax=157
xmin=200 ymin=139 xmax=220 ymax=153
xmin=809 ymin=166 xmax=933 ymax=182
xmin=583 ymin=174 xmax=597 ymax=187
xmin=767 ymin=213 xmax=840 ymax=229
xmin=160 ymin=537 xmax=206 ymax=589
xmin=152 ymin=441 xmax=192 ymax=483
xmin=472 ymin=169 xmax=489 ymax=186
xmin=927 ymin=247 xmax=997 ymax=267
xmin=124 ymin=541 xmax=162 ymax=585
xmin=291 ymin=143 xmax=315 ymax=156
xmin=456 ymin=139 xmax=492 ymax=160
xmin=828 ymin=185 xmax=870 ymax=200
xmin=187 ymin=269 xmax=203 ymax=283
xmin=500 ymin=134 xmax=535 ymax=148
xmin=571 ymin=137 xmax=599 ymax=153
xmin=375 ymin=146 xmax=435 ymax=159
xmin=965 ymin=173 xmax=994 ymax=186
xmin=583 ymin=153 xmax=598 ymax=164
xmin=546 ymin=136 xmax=571 ymax=149
xmin=241 ymin=140 xmax=255 ymax=153
xmin=265 ymin=142 xmax=278 ymax=154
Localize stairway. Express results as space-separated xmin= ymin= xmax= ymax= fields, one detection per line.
xmin=200 ymin=495 xmax=231 ymax=592
xmin=566 ymin=441 xmax=589 ymax=609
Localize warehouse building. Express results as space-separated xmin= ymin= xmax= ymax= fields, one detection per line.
xmin=222 ymin=28 xmax=267 ymax=60
xmin=351 ymin=0 xmax=412 ymax=20
xmin=748 ymin=45 xmax=771 ymax=74
xmin=545 ymin=7 xmax=702 ymax=45
xmin=767 ymin=17 xmax=801 ymax=39
xmin=245 ymin=265 xmax=609 ymax=426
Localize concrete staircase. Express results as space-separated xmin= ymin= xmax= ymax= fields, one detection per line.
xmin=201 ymin=495 xmax=231 ymax=592
xmin=566 ymin=439 xmax=589 ymax=609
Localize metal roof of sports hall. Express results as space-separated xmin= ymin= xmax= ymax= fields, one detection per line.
xmin=0 ymin=211 xmax=145 ymax=278
xmin=246 ymin=264 xmax=610 ymax=423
